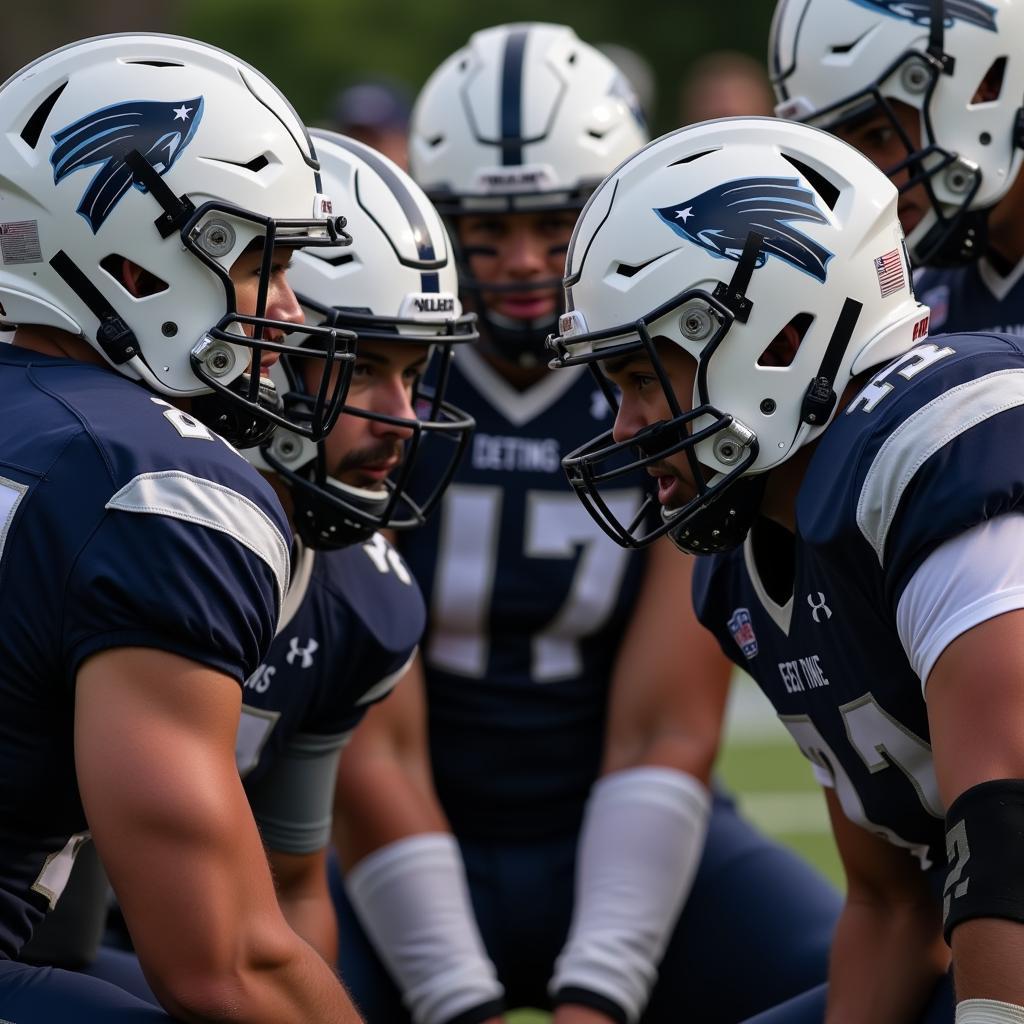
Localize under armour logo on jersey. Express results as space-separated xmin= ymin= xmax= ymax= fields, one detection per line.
xmin=655 ymin=177 xmax=834 ymax=283
xmin=286 ymin=636 xmax=319 ymax=669
xmin=807 ymin=592 xmax=832 ymax=623
xmin=51 ymin=96 xmax=204 ymax=232
xmin=850 ymin=0 xmax=997 ymax=31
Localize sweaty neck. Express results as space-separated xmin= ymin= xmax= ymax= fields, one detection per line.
xmin=12 ymin=326 xmax=106 ymax=366
xmin=758 ymin=374 xmax=866 ymax=533
xmin=986 ymin=168 xmax=1024 ymax=268
xmin=262 ymin=470 xmax=296 ymax=534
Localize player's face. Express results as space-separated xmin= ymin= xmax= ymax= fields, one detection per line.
xmin=316 ymin=340 xmax=428 ymax=490
xmin=228 ymin=244 xmax=304 ymax=371
xmin=457 ymin=210 xmax=577 ymax=322
xmin=832 ymin=99 xmax=927 ymax=237
xmin=603 ymin=341 xmax=700 ymax=510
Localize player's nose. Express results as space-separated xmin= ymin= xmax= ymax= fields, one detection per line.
xmin=611 ymin=397 xmax=646 ymax=445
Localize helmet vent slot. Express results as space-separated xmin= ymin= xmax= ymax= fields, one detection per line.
xmin=587 ymin=128 xmax=608 ymax=139
xmin=567 ymin=52 xmax=578 ymax=65
xmin=21 ymin=81 xmax=67 ymax=148
xmin=970 ymin=56 xmax=1007 ymax=105
xmin=312 ymin=251 xmax=355 ymax=268
xmin=780 ymin=155 xmax=839 ymax=210
xmin=830 ymin=29 xmax=872 ymax=56
xmin=210 ymin=154 xmax=270 ymax=173
xmin=124 ymin=60 xmax=185 ymax=68
xmin=100 ymin=254 xmax=168 ymax=297
xmin=242 ymin=154 xmax=270 ymax=172
xmin=427 ymin=135 xmax=444 ymax=148
xmin=669 ymin=149 xmax=716 ymax=167
xmin=757 ymin=312 xmax=813 ymax=368
xmin=614 ymin=252 xmax=669 ymax=278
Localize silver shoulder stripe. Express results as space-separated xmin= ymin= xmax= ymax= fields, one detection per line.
xmin=0 ymin=476 xmax=28 ymax=563
xmin=856 ymin=369 xmax=1024 ymax=563
xmin=106 ymin=470 xmax=290 ymax=609
xmin=356 ymin=648 xmax=417 ymax=706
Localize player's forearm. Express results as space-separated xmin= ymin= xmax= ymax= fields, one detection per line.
xmin=952 ymin=919 xmax=1024 ymax=1006
xmin=825 ymin=895 xmax=948 ymax=1024
xmin=276 ymin=887 xmax=339 ymax=964
xmin=157 ymin=931 xmax=361 ymax=1024
xmin=334 ymin=753 xmax=448 ymax=866
xmin=268 ymin=848 xmax=339 ymax=964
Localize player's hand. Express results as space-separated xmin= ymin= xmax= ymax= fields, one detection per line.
xmin=552 ymin=1007 xmax=620 ymax=1024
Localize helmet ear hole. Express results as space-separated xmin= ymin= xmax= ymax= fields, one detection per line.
xmin=757 ymin=312 xmax=813 ymax=368
xmin=99 ymin=254 xmax=168 ymax=297
xmin=971 ymin=56 xmax=1007 ymax=104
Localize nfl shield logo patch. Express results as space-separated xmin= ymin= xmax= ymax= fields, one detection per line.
xmin=727 ymin=608 xmax=758 ymax=659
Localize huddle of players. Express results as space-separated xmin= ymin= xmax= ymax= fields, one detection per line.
xmin=4 ymin=3 xmax=1024 ymax=1023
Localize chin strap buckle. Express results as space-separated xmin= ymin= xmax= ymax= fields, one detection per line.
xmin=800 ymin=376 xmax=837 ymax=425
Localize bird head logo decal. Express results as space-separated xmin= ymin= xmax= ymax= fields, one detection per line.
xmin=51 ymin=97 xmax=204 ymax=233
xmin=849 ymin=0 xmax=997 ymax=31
xmin=654 ymin=176 xmax=834 ymax=283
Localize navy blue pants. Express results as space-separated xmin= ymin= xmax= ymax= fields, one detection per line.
xmin=0 ymin=959 xmax=172 ymax=1022
xmin=739 ymin=973 xmax=954 ymax=1024
xmin=331 ymin=793 xmax=842 ymax=1022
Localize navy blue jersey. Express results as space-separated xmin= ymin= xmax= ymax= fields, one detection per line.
xmin=0 ymin=347 xmax=289 ymax=960
xmin=398 ymin=348 xmax=649 ymax=840
xmin=238 ymin=533 xmax=424 ymax=790
xmin=694 ymin=334 xmax=1024 ymax=868
xmin=917 ymin=258 xmax=1024 ymax=337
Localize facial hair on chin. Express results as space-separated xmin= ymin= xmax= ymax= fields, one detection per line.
xmin=334 ymin=440 xmax=404 ymax=484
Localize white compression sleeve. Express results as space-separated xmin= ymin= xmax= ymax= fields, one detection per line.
xmin=345 ymin=833 xmax=504 ymax=1024
xmin=549 ymin=766 xmax=711 ymax=1023
xmin=956 ymin=1000 xmax=1024 ymax=1024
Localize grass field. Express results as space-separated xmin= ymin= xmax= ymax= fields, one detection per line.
xmin=506 ymin=676 xmax=842 ymax=1023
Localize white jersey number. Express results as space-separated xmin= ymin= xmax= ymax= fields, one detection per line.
xmin=426 ymin=484 xmax=640 ymax=683
xmin=782 ymin=692 xmax=942 ymax=868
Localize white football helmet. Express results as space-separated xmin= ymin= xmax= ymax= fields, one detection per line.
xmin=253 ymin=131 xmax=476 ymax=549
xmin=0 ymin=33 xmax=353 ymax=446
xmin=770 ymin=0 xmax=1024 ymax=267
xmin=409 ymin=22 xmax=649 ymax=365
xmin=550 ymin=117 xmax=929 ymax=554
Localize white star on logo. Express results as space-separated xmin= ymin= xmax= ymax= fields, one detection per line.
xmin=675 ymin=207 xmax=694 ymax=223
xmin=172 ymin=105 xmax=192 ymax=122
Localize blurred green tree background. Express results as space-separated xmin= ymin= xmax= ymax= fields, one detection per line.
xmin=1 ymin=1 xmax=775 ymax=137
xmin=181 ymin=0 xmax=774 ymax=134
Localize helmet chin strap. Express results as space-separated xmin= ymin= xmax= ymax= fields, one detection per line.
xmin=478 ymin=306 xmax=557 ymax=369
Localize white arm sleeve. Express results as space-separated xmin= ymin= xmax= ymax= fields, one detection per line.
xmin=896 ymin=514 xmax=1024 ymax=691
xmin=548 ymin=766 xmax=711 ymax=1024
xmin=344 ymin=833 xmax=504 ymax=1024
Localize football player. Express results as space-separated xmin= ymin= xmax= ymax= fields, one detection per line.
xmin=770 ymin=0 xmax=1024 ymax=335
xmin=21 ymin=128 xmax=477 ymax=1002
xmin=0 ymin=34 xmax=363 ymax=1023
xmin=330 ymin=23 xmax=841 ymax=1024
xmin=547 ymin=114 xmax=1024 ymax=1024
xmin=237 ymin=128 xmax=475 ymax=959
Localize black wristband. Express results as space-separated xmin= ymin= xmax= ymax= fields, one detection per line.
xmin=943 ymin=778 xmax=1024 ymax=942
xmin=444 ymin=998 xmax=507 ymax=1024
xmin=552 ymin=986 xmax=629 ymax=1024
